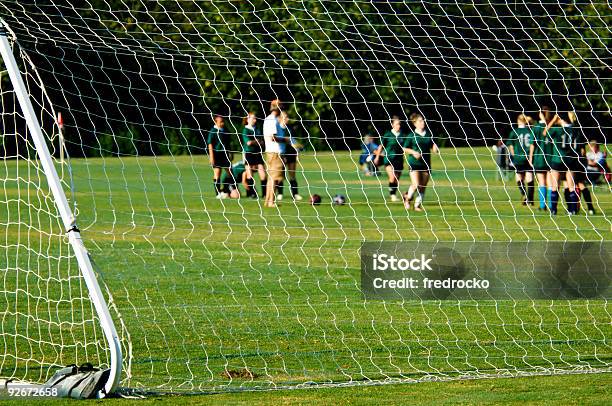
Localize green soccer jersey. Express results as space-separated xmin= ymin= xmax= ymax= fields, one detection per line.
xmin=381 ymin=130 xmax=406 ymax=162
xmin=231 ymin=161 xmax=245 ymax=180
xmin=221 ymin=161 xmax=245 ymax=185
xmin=506 ymin=126 xmax=532 ymax=166
xmin=207 ymin=126 xmax=230 ymax=152
xmin=241 ymin=126 xmax=262 ymax=153
xmin=531 ymin=122 xmax=551 ymax=170
xmin=404 ymin=130 xmax=434 ymax=170
xmin=548 ymin=124 xmax=580 ymax=165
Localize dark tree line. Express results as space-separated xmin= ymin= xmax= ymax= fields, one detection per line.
xmin=0 ymin=1 xmax=609 ymax=158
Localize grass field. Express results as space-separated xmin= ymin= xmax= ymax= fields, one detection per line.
xmin=6 ymin=373 xmax=612 ymax=404
xmin=0 ymin=147 xmax=610 ymax=399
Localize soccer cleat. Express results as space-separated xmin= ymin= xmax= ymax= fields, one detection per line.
xmin=216 ymin=192 xmax=228 ymax=199
xmin=588 ymin=209 xmax=595 ymax=215
xmin=390 ymin=194 xmax=399 ymax=202
xmin=277 ymin=194 xmax=284 ymax=201
xmin=293 ymin=194 xmax=303 ymax=201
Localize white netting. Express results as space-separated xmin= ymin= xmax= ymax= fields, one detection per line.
xmin=0 ymin=30 xmax=113 ymax=384
xmin=0 ymin=0 xmax=609 ymax=394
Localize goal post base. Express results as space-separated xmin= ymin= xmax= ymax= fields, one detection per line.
xmin=1 ymin=364 xmax=112 ymax=399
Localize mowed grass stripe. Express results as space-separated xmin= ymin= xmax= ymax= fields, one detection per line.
xmin=0 ymin=147 xmax=610 ymax=390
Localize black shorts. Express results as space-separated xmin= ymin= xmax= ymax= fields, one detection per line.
xmin=572 ymin=158 xmax=589 ymax=182
xmin=551 ymin=156 xmax=580 ymax=173
xmin=572 ymin=168 xmax=586 ymax=183
xmin=550 ymin=161 xmax=566 ymax=173
xmin=513 ymin=162 xmax=532 ymax=173
xmin=211 ymin=151 xmax=231 ymax=168
xmin=244 ymin=151 xmax=264 ymax=166
xmin=384 ymin=156 xmax=404 ymax=171
xmin=283 ymin=146 xmax=298 ymax=164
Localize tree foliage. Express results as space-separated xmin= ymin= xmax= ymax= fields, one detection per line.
xmin=0 ymin=1 xmax=608 ymax=156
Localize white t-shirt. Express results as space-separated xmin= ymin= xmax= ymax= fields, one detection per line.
xmin=587 ymin=150 xmax=604 ymax=163
xmin=263 ymin=113 xmax=285 ymax=154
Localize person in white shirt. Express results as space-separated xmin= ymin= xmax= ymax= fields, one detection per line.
xmin=263 ymin=100 xmax=288 ymax=207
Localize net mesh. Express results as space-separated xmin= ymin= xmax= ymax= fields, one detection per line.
xmin=0 ymin=0 xmax=609 ymax=393
xmin=0 ymin=30 xmax=112 ymax=384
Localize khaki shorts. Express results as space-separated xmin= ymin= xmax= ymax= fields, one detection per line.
xmin=266 ymin=152 xmax=285 ymax=182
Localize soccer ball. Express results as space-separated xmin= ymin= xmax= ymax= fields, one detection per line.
xmin=310 ymin=194 xmax=322 ymax=205
xmin=333 ymin=194 xmax=346 ymax=205
xmin=229 ymin=188 xmax=240 ymax=199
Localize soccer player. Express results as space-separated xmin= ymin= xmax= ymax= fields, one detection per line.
xmin=402 ymin=113 xmax=439 ymax=211
xmin=374 ymin=116 xmax=406 ymax=202
xmin=242 ymin=112 xmax=266 ymax=198
xmin=568 ymin=112 xmax=596 ymax=215
xmin=586 ymin=140 xmax=610 ymax=183
xmin=529 ymin=107 xmax=552 ymax=210
xmin=505 ymin=114 xmax=534 ymax=206
xmin=207 ymin=115 xmax=234 ymax=199
xmin=221 ymin=160 xmax=247 ymax=198
xmin=545 ymin=112 xmax=579 ymax=215
xmin=360 ymin=134 xmax=379 ymax=176
xmin=263 ymin=100 xmax=287 ymax=207
xmin=280 ymin=111 xmax=303 ymax=200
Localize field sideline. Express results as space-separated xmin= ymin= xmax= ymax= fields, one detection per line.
xmin=0 ymin=147 xmax=610 ymax=398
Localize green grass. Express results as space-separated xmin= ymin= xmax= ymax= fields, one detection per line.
xmin=5 ymin=373 xmax=612 ymax=404
xmin=0 ymin=147 xmax=610 ymax=397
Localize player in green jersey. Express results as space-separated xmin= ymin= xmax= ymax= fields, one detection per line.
xmin=402 ymin=113 xmax=439 ymax=211
xmin=221 ymin=160 xmax=247 ymax=198
xmin=241 ymin=112 xmax=266 ymax=198
xmin=374 ymin=116 xmax=407 ymax=202
xmin=529 ymin=107 xmax=553 ymax=210
xmin=545 ymin=112 xmax=579 ymax=215
xmin=505 ymin=114 xmax=534 ymax=206
xmin=568 ymin=112 xmax=596 ymax=215
xmin=207 ymin=115 xmax=234 ymax=199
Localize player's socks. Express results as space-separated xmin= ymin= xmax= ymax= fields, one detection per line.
xmin=389 ymin=181 xmax=398 ymax=195
xmin=213 ymin=178 xmax=221 ymax=195
xmin=547 ymin=188 xmax=552 ymax=209
xmin=581 ymin=188 xmax=595 ymax=212
xmin=260 ymin=179 xmax=267 ymax=198
xmin=517 ymin=181 xmax=526 ymax=203
xmin=222 ymin=180 xmax=231 ymax=194
xmin=277 ymin=181 xmax=284 ymax=196
xmin=563 ymin=188 xmax=570 ymax=208
xmin=550 ymin=190 xmax=559 ymax=214
xmin=246 ymin=177 xmax=255 ymax=197
xmin=526 ymin=181 xmax=534 ymax=204
xmin=406 ymin=187 xmax=416 ymax=202
xmin=568 ymin=191 xmax=578 ymax=214
xmin=290 ymin=179 xmax=299 ymax=197
xmin=415 ymin=191 xmax=425 ymax=208
xmin=538 ymin=186 xmax=547 ymax=209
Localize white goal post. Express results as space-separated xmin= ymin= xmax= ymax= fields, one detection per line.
xmin=0 ymin=20 xmax=122 ymax=397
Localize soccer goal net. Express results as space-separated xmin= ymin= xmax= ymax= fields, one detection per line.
xmin=0 ymin=0 xmax=609 ymax=395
